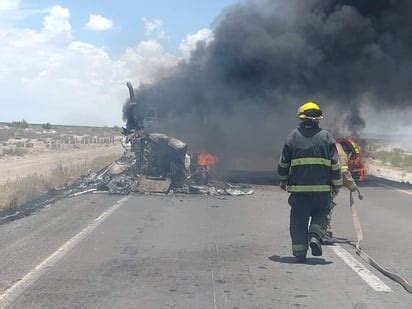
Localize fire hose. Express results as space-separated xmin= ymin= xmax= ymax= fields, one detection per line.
xmin=349 ymin=188 xmax=412 ymax=293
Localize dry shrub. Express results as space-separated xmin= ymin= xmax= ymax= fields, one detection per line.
xmin=0 ymin=130 xmax=9 ymax=142
xmin=373 ymin=148 xmax=412 ymax=168
xmin=2 ymin=148 xmax=28 ymax=157
xmin=0 ymin=175 xmax=49 ymax=210
xmin=0 ymin=154 xmax=117 ymax=211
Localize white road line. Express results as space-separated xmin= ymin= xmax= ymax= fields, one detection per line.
xmin=0 ymin=196 xmax=130 ymax=308
xmin=377 ymin=182 xmax=412 ymax=196
xmin=211 ymin=270 xmax=217 ymax=309
xmin=330 ymin=245 xmax=392 ymax=292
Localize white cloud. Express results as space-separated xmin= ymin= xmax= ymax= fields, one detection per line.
xmin=142 ymin=17 xmax=166 ymax=39
xmin=0 ymin=0 xmax=20 ymax=11
xmin=122 ymin=40 xmax=179 ymax=85
xmin=86 ymin=14 xmax=113 ymax=31
xmin=0 ymin=6 xmax=180 ymax=126
xmin=43 ymin=5 xmax=71 ymax=40
xmin=143 ymin=18 xmax=162 ymax=34
xmin=179 ymin=28 xmax=214 ymax=58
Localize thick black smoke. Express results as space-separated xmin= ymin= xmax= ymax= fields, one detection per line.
xmin=124 ymin=0 xmax=412 ymax=169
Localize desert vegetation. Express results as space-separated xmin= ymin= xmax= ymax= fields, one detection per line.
xmin=0 ymin=154 xmax=117 ymax=212
xmin=372 ymin=148 xmax=412 ymax=168
xmin=0 ymin=121 xmax=123 ymax=211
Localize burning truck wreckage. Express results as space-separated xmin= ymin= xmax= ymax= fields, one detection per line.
xmin=76 ymin=82 xmax=254 ymax=197
xmin=77 ymin=81 xmax=369 ymax=197
xmin=1 ymin=79 xmax=369 ymax=223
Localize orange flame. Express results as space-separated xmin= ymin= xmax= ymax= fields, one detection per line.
xmin=346 ymin=137 xmax=368 ymax=181
xmin=197 ymin=152 xmax=218 ymax=170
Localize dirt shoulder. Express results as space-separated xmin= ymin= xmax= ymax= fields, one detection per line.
xmin=368 ymin=159 xmax=412 ymax=184
xmin=0 ymin=145 xmax=122 ymax=184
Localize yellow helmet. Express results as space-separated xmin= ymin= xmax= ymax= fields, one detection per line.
xmin=296 ymin=101 xmax=323 ymax=120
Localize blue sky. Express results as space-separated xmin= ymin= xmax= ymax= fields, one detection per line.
xmin=0 ymin=0 xmax=238 ymax=125
xmin=19 ymin=0 xmax=237 ymax=55
xmin=2 ymin=0 xmax=409 ymax=132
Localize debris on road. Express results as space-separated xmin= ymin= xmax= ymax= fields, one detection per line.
xmin=69 ymin=188 xmax=97 ymax=197
xmin=72 ymin=82 xmax=254 ymax=197
xmin=136 ymin=176 xmax=172 ymax=193
xmin=225 ymin=188 xmax=254 ymax=196
xmin=74 ymin=137 xmax=254 ymax=197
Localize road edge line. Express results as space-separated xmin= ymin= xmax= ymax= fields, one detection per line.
xmin=376 ymin=182 xmax=412 ymax=196
xmin=330 ymin=245 xmax=392 ymax=292
xmin=0 ymin=196 xmax=130 ymax=308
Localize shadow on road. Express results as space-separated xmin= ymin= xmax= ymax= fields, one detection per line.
xmin=220 ymin=170 xmax=278 ymax=185
xmin=221 ymin=171 xmax=412 ymax=190
xmin=358 ymin=176 xmax=412 ymax=189
xmin=268 ymin=255 xmax=333 ymax=265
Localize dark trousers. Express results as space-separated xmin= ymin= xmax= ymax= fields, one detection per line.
xmin=288 ymin=193 xmax=331 ymax=256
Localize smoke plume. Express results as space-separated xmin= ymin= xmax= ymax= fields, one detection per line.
xmin=124 ymin=0 xmax=412 ymax=169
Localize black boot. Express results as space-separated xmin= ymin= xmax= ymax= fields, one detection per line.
xmin=295 ymin=254 xmax=307 ymax=263
xmin=309 ymin=235 xmax=322 ymax=256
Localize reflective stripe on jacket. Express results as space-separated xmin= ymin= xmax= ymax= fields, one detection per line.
xmin=277 ymin=121 xmax=343 ymax=193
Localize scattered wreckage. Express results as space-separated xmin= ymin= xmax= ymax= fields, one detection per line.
xmin=77 ymin=131 xmax=254 ymax=197
xmin=76 ymin=82 xmax=254 ymax=197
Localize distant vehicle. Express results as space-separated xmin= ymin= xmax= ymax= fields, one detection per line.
xmin=337 ymin=137 xmax=368 ymax=182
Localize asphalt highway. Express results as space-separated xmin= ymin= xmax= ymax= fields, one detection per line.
xmin=0 ymin=177 xmax=411 ymax=308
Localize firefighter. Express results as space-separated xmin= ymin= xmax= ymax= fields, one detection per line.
xmin=278 ymin=102 xmax=342 ymax=263
xmin=324 ymin=139 xmax=360 ymax=241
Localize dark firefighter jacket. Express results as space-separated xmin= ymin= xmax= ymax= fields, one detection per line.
xmin=277 ymin=121 xmax=343 ymax=193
